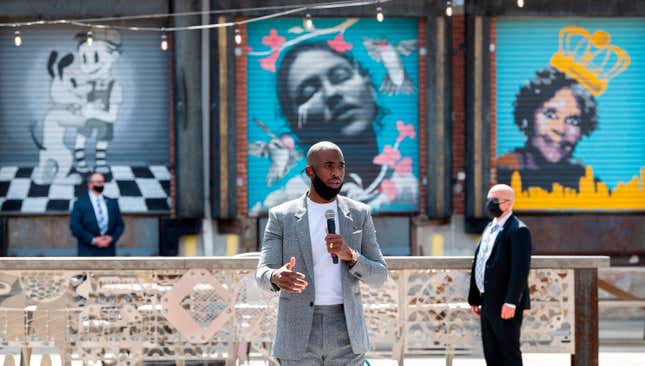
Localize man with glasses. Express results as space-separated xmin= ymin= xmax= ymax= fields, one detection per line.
xmin=468 ymin=184 xmax=532 ymax=366
xmin=70 ymin=172 xmax=125 ymax=256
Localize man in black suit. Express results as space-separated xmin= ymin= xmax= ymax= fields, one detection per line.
xmin=468 ymin=184 xmax=532 ymax=366
xmin=70 ymin=172 xmax=125 ymax=256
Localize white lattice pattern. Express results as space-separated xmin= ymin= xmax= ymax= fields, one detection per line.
xmin=0 ymin=266 xmax=575 ymax=365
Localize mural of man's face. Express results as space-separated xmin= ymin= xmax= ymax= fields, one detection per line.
xmin=530 ymin=88 xmax=583 ymax=163
xmin=78 ymin=41 xmax=119 ymax=79
xmin=286 ymin=49 xmax=377 ymax=139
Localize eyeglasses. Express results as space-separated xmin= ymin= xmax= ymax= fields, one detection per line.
xmin=488 ymin=197 xmax=510 ymax=204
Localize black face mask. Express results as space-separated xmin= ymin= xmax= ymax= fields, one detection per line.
xmin=486 ymin=198 xmax=504 ymax=218
xmin=311 ymin=169 xmax=342 ymax=201
xmin=93 ymin=185 xmax=105 ymax=194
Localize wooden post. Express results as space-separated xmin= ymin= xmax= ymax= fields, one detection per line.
xmin=571 ymin=268 xmax=598 ymax=366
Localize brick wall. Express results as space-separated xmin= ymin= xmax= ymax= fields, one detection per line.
xmin=235 ymin=23 xmax=248 ymax=217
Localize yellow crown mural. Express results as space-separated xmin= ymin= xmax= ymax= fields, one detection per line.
xmin=550 ymin=26 xmax=630 ymax=96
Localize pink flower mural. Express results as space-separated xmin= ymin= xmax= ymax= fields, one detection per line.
xmin=396 ymin=120 xmax=416 ymax=144
xmin=262 ymin=29 xmax=285 ymax=50
xmin=327 ymin=33 xmax=353 ymax=53
xmin=395 ymin=157 xmax=413 ymax=177
xmin=259 ymin=52 xmax=279 ymax=72
xmin=373 ymin=145 xmax=401 ymax=168
xmin=378 ymin=179 xmax=398 ymax=201
xmin=258 ymin=29 xmax=286 ymax=72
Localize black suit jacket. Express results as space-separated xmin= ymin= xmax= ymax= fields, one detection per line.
xmin=468 ymin=214 xmax=532 ymax=311
xmin=70 ymin=193 xmax=125 ymax=256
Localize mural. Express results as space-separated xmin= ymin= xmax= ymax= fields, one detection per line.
xmin=496 ymin=20 xmax=645 ymax=210
xmin=246 ymin=18 xmax=420 ymax=215
xmin=0 ymin=28 xmax=170 ymax=213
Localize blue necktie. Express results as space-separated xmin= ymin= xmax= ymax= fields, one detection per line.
xmin=96 ymin=197 xmax=108 ymax=235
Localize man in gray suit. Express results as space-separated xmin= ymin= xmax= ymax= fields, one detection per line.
xmin=256 ymin=141 xmax=388 ymax=365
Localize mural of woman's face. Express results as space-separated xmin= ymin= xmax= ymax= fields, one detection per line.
xmin=78 ymin=41 xmax=119 ymax=79
xmin=286 ymin=49 xmax=377 ymax=139
xmin=530 ymin=88 xmax=583 ymax=163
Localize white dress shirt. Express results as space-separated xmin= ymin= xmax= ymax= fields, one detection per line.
xmin=306 ymin=197 xmax=343 ymax=305
xmin=476 ymin=211 xmax=516 ymax=308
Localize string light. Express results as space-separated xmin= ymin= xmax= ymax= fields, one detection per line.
xmin=446 ymin=1 xmax=453 ymax=17
xmin=376 ymin=7 xmax=384 ymax=22
xmin=13 ymin=30 xmax=21 ymax=47
xmin=160 ymin=32 xmax=168 ymax=51
xmin=304 ymin=13 xmax=314 ymax=30
xmin=0 ymin=0 xmax=392 ymax=29
xmin=517 ymin=0 xmax=525 ymax=8
xmin=234 ymin=28 xmax=242 ymax=45
xmin=0 ymin=0 xmax=392 ymax=46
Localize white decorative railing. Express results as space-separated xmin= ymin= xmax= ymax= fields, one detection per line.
xmin=0 ymin=256 xmax=608 ymax=366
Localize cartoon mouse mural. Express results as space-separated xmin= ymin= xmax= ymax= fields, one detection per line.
xmin=69 ymin=29 xmax=123 ymax=182
xmin=31 ymin=51 xmax=89 ymax=185
xmin=31 ymin=29 xmax=123 ymax=185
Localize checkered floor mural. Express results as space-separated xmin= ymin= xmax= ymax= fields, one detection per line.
xmin=0 ymin=165 xmax=171 ymax=213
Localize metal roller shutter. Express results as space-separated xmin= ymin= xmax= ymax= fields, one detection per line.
xmin=0 ymin=27 xmax=170 ymax=214
xmin=494 ymin=18 xmax=645 ymax=211
xmin=246 ymin=17 xmax=421 ymax=216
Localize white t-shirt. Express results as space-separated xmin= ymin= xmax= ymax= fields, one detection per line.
xmin=306 ymin=197 xmax=343 ymax=305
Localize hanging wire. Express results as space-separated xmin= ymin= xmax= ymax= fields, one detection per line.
xmin=0 ymin=0 xmax=391 ymax=32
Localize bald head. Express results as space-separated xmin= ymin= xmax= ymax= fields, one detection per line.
xmin=304 ymin=141 xmax=345 ymax=202
xmin=306 ymin=141 xmax=344 ymax=166
xmin=486 ymin=184 xmax=515 ymax=217
xmin=488 ymin=184 xmax=514 ymax=200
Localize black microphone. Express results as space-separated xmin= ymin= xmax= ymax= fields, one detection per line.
xmin=324 ymin=209 xmax=339 ymax=264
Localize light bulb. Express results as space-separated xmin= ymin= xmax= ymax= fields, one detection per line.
xmin=517 ymin=0 xmax=525 ymax=8
xmin=304 ymin=14 xmax=314 ymax=31
xmin=87 ymin=31 xmax=93 ymax=46
xmin=160 ymin=33 xmax=168 ymax=51
xmin=234 ymin=29 xmax=242 ymax=45
xmin=446 ymin=6 xmax=453 ymax=16
xmin=376 ymin=7 xmax=384 ymax=22
xmin=13 ymin=30 xmax=21 ymax=47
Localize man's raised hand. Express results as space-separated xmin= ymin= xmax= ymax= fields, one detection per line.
xmin=271 ymin=257 xmax=308 ymax=293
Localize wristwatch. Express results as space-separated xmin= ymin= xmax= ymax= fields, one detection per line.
xmin=348 ymin=249 xmax=359 ymax=267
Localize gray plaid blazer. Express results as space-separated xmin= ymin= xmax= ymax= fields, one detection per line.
xmin=256 ymin=194 xmax=388 ymax=359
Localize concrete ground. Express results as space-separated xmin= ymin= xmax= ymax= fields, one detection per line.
xmin=245 ymin=347 xmax=645 ymax=366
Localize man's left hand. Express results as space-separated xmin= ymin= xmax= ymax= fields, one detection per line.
xmin=324 ymin=233 xmax=353 ymax=261
xmin=500 ymin=304 xmax=516 ymax=319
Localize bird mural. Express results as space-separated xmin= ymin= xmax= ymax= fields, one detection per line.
xmin=362 ymin=37 xmax=417 ymax=96
xmin=249 ymin=118 xmax=303 ymax=186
